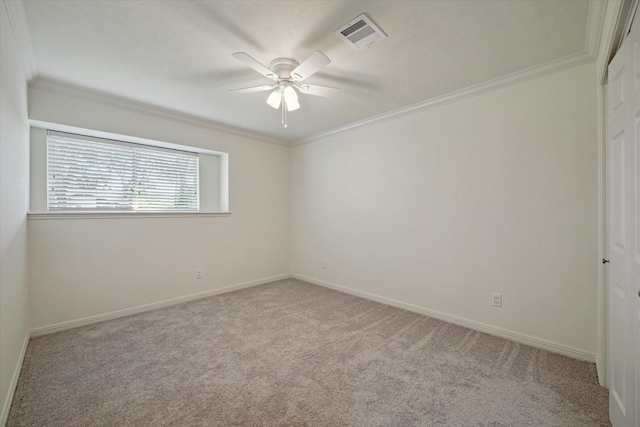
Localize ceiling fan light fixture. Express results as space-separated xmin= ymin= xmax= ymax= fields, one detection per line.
xmin=283 ymin=85 xmax=300 ymax=111
xmin=283 ymin=85 xmax=298 ymax=102
xmin=286 ymin=97 xmax=300 ymax=111
xmin=266 ymin=90 xmax=282 ymax=109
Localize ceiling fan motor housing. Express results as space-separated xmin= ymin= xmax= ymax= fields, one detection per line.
xmin=269 ymin=58 xmax=300 ymax=80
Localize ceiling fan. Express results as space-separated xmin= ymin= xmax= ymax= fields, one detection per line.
xmin=230 ymin=51 xmax=341 ymax=128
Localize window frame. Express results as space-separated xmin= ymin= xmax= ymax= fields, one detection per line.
xmin=28 ymin=121 xmax=230 ymax=219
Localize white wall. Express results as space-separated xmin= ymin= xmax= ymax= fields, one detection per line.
xmin=19 ymin=58 xmax=600 ymax=359
xmin=0 ymin=3 xmax=31 ymax=424
xmin=27 ymin=84 xmax=290 ymax=330
xmin=291 ymin=62 xmax=599 ymax=357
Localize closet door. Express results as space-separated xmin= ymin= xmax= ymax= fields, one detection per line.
xmin=607 ymin=13 xmax=640 ymax=427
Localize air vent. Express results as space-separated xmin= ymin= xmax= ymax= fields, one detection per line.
xmin=335 ymin=14 xmax=387 ymax=50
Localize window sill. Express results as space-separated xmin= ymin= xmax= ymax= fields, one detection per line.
xmin=27 ymin=211 xmax=232 ymax=220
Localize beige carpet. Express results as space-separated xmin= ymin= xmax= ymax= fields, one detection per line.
xmin=8 ymin=278 xmax=609 ymax=426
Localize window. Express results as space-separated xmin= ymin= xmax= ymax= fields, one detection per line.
xmin=47 ymin=131 xmax=199 ymax=212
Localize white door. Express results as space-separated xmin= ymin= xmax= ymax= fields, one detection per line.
xmin=607 ymin=14 xmax=640 ymax=427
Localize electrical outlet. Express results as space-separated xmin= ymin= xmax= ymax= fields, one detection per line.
xmin=321 ymin=259 xmax=327 ymax=269
xmin=492 ymin=293 xmax=502 ymax=307
xmin=196 ymin=268 xmax=203 ymax=279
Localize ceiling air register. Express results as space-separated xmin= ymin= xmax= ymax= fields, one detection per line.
xmin=335 ymin=14 xmax=387 ymax=50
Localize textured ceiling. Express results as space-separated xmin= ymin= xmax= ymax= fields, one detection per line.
xmin=22 ymin=0 xmax=592 ymax=143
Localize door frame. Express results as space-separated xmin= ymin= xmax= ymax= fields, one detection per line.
xmin=596 ymin=0 xmax=637 ymax=387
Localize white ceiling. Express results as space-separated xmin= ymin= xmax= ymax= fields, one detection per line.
xmin=20 ymin=0 xmax=596 ymax=143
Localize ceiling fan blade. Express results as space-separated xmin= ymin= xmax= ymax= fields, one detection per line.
xmin=296 ymin=84 xmax=341 ymax=98
xmin=290 ymin=51 xmax=330 ymax=81
xmin=230 ymin=85 xmax=275 ymax=94
xmin=232 ymin=52 xmax=277 ymax=80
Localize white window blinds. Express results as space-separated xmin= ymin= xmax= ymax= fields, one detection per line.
xmin=47 ymin=131 xmax=199 ymax=212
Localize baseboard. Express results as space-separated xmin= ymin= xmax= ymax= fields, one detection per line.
xmin=292 ymin=274 xmax=596 ymax=363
xmin=30 ymin=274 xmax=290 ymax=337
xmin=28 ymin=272 xmax=597 ymax=363
xmin=1 ymin=332 xmax=29 ymax=427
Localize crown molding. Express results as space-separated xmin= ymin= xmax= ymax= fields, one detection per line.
xmin=2 ymin=0 xmax=36 ymax=81
xmin=18 ymin=1 xmax=602 ymax=150
xmin=586 ymin=0 xmax=607 ymax=59
xmin=294 ymin=50 xmax=594 ymax=146
xmin=28 ymin=78 xmax=290 ymax=147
